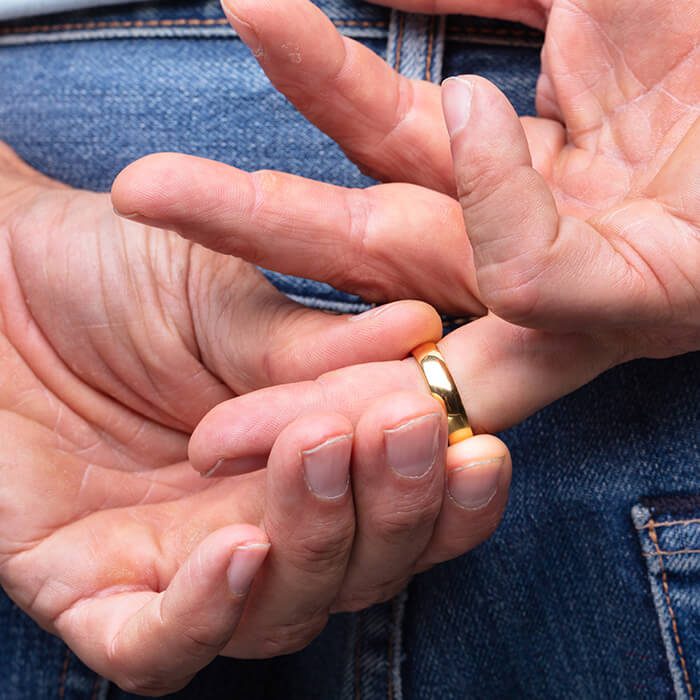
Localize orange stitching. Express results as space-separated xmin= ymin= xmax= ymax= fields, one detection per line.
xmin=638 ymin=517 xmax=700 ymax=530
xmin=648 ymin=517 xmax=695 ymax=700
xmin=424 ymin=15 xmax=435 ymax=82
xmin=394 ymin=13 xmax=405 ymax=72
xmin=643 ymin=548 xmax=700 ymax=557
xmin=446 ymin=24 xmax=542 ymax=40
xmin=58 ymin=650 xmax=71 ymax=700
xmin=0 ymin=17 xmax=388 ymax=37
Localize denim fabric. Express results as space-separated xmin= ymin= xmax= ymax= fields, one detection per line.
xmin=634 ymin=497 xmax=700 ymax=700
xmin=1 ymin=2 xmax=699 ymax=699
xmin=403 ymin=354 xmax=699 ymax=700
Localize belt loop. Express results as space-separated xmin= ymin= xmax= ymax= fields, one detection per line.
xmin=385 ymin=10 xmax=446 ymax=83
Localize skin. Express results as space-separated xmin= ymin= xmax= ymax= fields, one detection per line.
xmin=2 ymin=0 xmax=697 ymax=692
xmin=114 ymin=0 xmax=697 ymax=473
xmin=0 ymin=144 xmax=512 ymax=693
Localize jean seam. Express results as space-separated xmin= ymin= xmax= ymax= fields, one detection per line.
xmin=354 ymin=615 xmax=362 ymax=700
xmin=643 ymin=548 xmax=700 ymax=557
xmin=393 ymin=12 xmax=405 ymax=71
xmin=648 ymin=516 xmax=695 ymax=700
xmin=424 ymin=15 xmax=435 ymax=81
xmin=387 ymin=589 xmax=407 ymax=700
xmin=446 ymin=23 xmax=542 ymax=40
xmin=0 ymin=17 xmax=389 ymax=37
xmin=90 ymin=675 xmax=101 ymax=700
xmin=58 ymin=648 xmax=71 ymax=700
xmin=639 ymin=518 xmax=700 ymax=530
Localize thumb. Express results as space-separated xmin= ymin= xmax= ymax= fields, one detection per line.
xmin=58 ymin=525 xmax=270 ymax=696
xmin=441 ymin=76 xmax=646 ymax=329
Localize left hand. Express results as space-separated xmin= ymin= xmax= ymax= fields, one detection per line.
xmin=114 ymin=0 xmax=700 ymax=472
xmin=0 ymin=145 xmax=511 ymax=694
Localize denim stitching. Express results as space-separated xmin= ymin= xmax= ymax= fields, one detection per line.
xmin=643 ymin=548 xmax=700 ymax=557
xmin=639 ymin=518 xmax=700 ymax=530
xmin=648 ymin=516 xmax=695 ymax=700
xmin=0 ymin=17 xmax=388 ymax=36
xmin=424 ymin=15 xmax=435 ymax=82
xmin=387 ymin=610 xmax=394 ymax=700
xmin=388 ymin=589 xmax=407 ymax=700
xmin=90 ymin=675 xmax=101 ymax=700
xmin=446 ymin=24 xmax=542 ymax=40
xmin=394 ymin=13 xmax=405 ymax=72
xmin=58 ymin=649 xmax=71 ymax=700
xmin=446 ymin=32 xmax=542 ymax=48
xmin=354 ymin=614 xmax=362 ymax=700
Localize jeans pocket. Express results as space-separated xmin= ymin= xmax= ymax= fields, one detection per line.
xmin=634 ymin=496 xmax=700 ymax=700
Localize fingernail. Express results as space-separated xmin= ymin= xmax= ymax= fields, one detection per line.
xmin=448 ymin=456 xmax=504 ymax=510
xmin=112 ymin=207 xmax=139 ymax=220
xmin=202 ymin=455 xmax=267 ymax=478
xmin=221 ymin=1 xmax=264 ymax=57
xmin=227 ymin=542 xmax=270 ymax=595
xmin=442 ymin=76 xmax=474 ymax=137
xmin=385 ymin=413 xmax=441 ymax=478
xmin=302 ymin=435 xmax=352 ymax=499
xmin=348 ymin=301 xmax=405 ymax=323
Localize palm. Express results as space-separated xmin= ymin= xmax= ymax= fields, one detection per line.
xmin=0 ymin=182 xmax=273 ymax=660
xmin=167 ymin=0 xmax=698 ymax=479
xmin=535 ymin=1 xmax=697 ymax=206
xmin=0 ymin=169 xmax=434 ymax=680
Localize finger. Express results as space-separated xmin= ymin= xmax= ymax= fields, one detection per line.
xmin=188 ymin=314 xmax=618 ymax=475
xmin=57 ymin=525 xmax=269 ymax=696
xmin=219 ymin=0 xmax=456 ymax=193
xmin=370 ymin=0 xmax=549 ymax=29
xmin=415 ymin=434 xmax=512 ymax=571
xmin=224 ymin=412 xmax=355 ymax=658
xmin=184 ymin=244 xmax=444 ymax=397
xmin=112 ymin=153 xmax=483 ymax=314
xmin=333 ymin=392 xmax=446 ymax=612
xmin=443 ymin=76 xmax=672 ymax=328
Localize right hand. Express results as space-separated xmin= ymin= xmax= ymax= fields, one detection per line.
xmin=118 ymin=0 xmax=698 ymax=476
xmin=0 ymin=144 xmax=512 ymax=695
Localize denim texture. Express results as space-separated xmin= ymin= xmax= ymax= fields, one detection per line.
xmin=1 ymin=1 xmax=698 ymax=699
xmin=634 ymin=497 xmax=700 ymax=700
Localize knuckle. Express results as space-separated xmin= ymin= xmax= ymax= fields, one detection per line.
xmin=116 ymin=675 xmax=172 ymax=697
xmin=336 ymin=577 xmax=411 ymax=613
xmin=257 ymin=614 xmax=328 ymax=657
xmin=476 ymin=275 xmax=541 ymax=324
xmin=287 ymin=521 xmax=354 ymax=576
xmin=371 ymin=495 xmax=442 ymax=546
xmin=111 ymin=660 xmax=193 ymax=697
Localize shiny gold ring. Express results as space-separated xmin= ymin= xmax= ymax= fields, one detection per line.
xmin=412 ymin=342 xmax=473 ymax=445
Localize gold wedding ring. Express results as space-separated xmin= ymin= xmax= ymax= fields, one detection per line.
xmin=412 ymin=342 xmax=473 ymax=445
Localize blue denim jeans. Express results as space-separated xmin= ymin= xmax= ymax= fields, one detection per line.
xmin=1 ymin=2 xmax=698 ymax=699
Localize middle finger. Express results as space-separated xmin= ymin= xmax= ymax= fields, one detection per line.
xmin=334 ymin=391 xmax=446 ymax=612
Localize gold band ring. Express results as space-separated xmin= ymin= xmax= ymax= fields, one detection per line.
xmin=411 ymin=342 xmax=473 ymax=445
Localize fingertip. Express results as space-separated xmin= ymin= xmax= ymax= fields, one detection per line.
xmin=445 ymin=434 xmax=512 ymax=511
xmin=269 ymin=411 xmax=354 ymax=501
xmin=227 ymin=542 xmax=271 ymax=596
xmin=446 ymin=433 xmax=511 ymax=472
xmin=111 ymin=153 xmax=179 ymax=219
xmin=441 ymin=75 xmax=476 ymax=138
xmin=349 ymin=300 xmax=443 ymax=348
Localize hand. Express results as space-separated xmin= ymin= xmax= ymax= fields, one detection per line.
xmin=115 ymin=0 xmax=698 ymax=471
xmin=0 ymin=146 xmax=513 ymax=695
